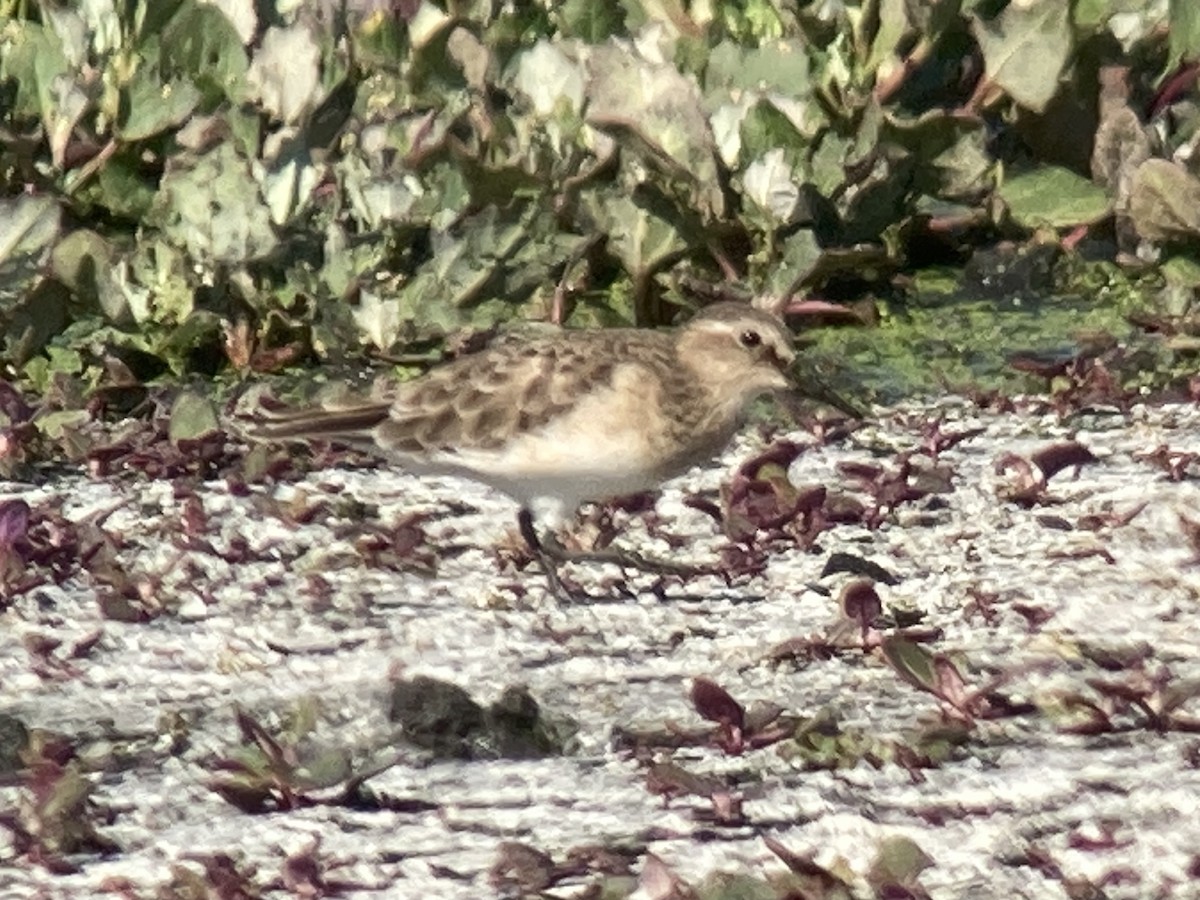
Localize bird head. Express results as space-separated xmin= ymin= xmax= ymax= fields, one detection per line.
xmin=677 ymin=302 xmax=797 ymax=400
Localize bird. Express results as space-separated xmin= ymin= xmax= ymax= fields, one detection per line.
xmin=237 ymin=301 xmax=801 ymax=601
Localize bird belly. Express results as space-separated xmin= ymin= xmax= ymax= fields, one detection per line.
xmin=433 ymin=427 xmax=664 ymax=509
xmin=410 ymin=375 xmax=672 ymax=510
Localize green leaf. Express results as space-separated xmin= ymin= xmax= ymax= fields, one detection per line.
xmin=49 ymin=0 xmax=123 ymax=60
xmin=122 ymin=241 xmax=196 ymax=326
xmin=971 ymin=0 xmax=1071 ymax=113
xmin=4 ymin=281 xmax=71 ymax=368
xmin=867 ymin=836 xmax=933 ymax=890
xmin=742 ymin=148 xmax=801 ymax=226
xmin=0 ymin=22 xmax=71 ymax=121
xmin=50 ymin=230 xmax=129 ymax=323
xmin=738 ymin=100 xmax=811 ymax=170
xmin=409 ymin=163 xmax=472 ymax=229
xmin=87 ymin=152 xmax=159 ymax=220
xmin=764 ymin=229 xmax=821 ymax=297
xmin=0 ymin=196 xmax=61 ymax=309
xmin=159 ymin=0 xmax=249 ymax=105
xmin=998 ymin=166 xmax=1111 ymax=229
xmin=169 ymin=391 xmax=220 ymax=443
xmin=391 ymin=274 xmax=475 ymax=341
xmin=161 ymin=311 xmax=225 ymax=369
xmin=556 ymin=0 xmax=625 ymax=41
xmin=704 ymin=39 xmax=813 ymax=98
xmin=839 ymin=168 xmax=909 ymax=245
xmin=885 ymin=110 xmax=993 ymax=200
xmin=316 ymin=223 xmax=387 ymax=301
xmin=863 ymin=0 xmax=910 ymax=75
xmin=246 ymin=24 xmax=323 ymax=124
xmin=511 ymin=40 xmax=586 ymax=117
xmin=714 ymin=0 xmax=787 ymax=43
xmin=31 ymin=408 xmax=91 ymax=440
xmin=694 ymin=872 xmax=777 ymax=900
xmin=296 ymin=747 xmax=353 ymax=791
xmin=880 ymin=636 xmax=938 ymax=693
xmin=430 ymin=207 xmax=512 ymax=302
xmin=119 ymin=77 xmax=201 ymax=141
xmin=260 ymin=133 xmax=320 ymax=226
xmin=1128 ymin=159 xmax=1200 ymax=243
xmin=499 ymin=207 xmax=589 ymax=294
xmin=1162 ymin=254 xmax=1200 ymax=288
xmin=586 ymin=194 xmax=687 ymax=280
xmin=152 ymin=143 xmax=278 ymax=265
xmin=117 ymin=41 xmax=201 ymax=141
xmin=1073 ymin=0 xmax=1114 ymax=30
xmin=353 ymin=290 xmax=404 ymax=351
xmin=1169 ymin=0 xmax=1200 ymax=70
xmin=354 ymin=8 xmax=406 ymax=68
xmin=809 ymin=131 xmax=853 ymax=196
xmin=705 ymin=40 xmax=818 ymax=169
xmin=585 ymin=42 xmax=724 ymax=218
xmin=0 ymin=20 xmax=91 ymax=168
xmin=136 ymin=0 xmax=187 ymax=39
xmin=40 ymin=6 xmax=90 ymax=67
xmin=353 ymin=204 xmax=573 ymax=346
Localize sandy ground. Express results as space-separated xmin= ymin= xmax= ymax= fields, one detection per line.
xmin=1 ymin=398 xmax=1198 ymax=899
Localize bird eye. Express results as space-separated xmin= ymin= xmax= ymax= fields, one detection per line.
xmin=739 ymin=330 xmax=762 ymax=348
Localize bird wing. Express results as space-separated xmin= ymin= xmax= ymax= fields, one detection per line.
xmin=238 ymin=330 xmax=673 ymax=458
xmin=376 ymin=331 xmax=651 ymax=454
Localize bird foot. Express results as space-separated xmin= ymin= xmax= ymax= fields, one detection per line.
xmin=516 ymin=508 xmax=709 ymax=602
xmin=541 ymin=540 xmax=710 ymax=578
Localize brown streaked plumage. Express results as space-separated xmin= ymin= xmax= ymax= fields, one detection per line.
xmin=239 ymin=302 xmax=797 ymax=600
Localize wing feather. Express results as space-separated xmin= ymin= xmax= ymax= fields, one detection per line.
xmin=377 ymin=331 xmax=667 ymax=453
xmin=240 ymin=328 xmax=675 ymax=459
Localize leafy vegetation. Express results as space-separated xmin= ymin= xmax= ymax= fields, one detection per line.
xmin=2 ymin=0 xmax=1199 ymax=417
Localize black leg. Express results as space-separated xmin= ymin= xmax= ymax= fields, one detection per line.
xmin=517 ymin=507 xmax=574 ymax=602
xmin=516 ymin=507 xmax=709 ymax=601
xmin=545 ymin=541 xmax=711 ymax=576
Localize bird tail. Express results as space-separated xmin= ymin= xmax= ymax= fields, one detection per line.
xmin=233 ymin=391 xmax=392 ymax=445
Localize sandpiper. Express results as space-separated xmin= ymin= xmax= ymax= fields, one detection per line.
xmin=240 ymin=302 xmax=799 ymax=600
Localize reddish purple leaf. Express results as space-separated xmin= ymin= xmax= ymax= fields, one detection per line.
xmin=0 ymin=499 xmax=30 ymax=551
xmin=689 ymin=677 xmax=745 ymax=730
xmin=1030 ymin=441 xmax=1098 ymax=480
xmin=840 ymin=579 xmax=882 ymax=625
